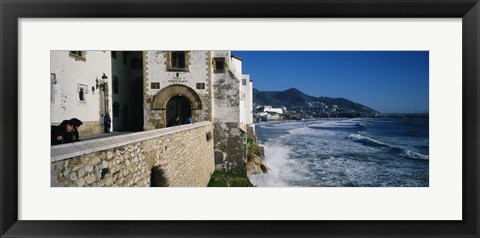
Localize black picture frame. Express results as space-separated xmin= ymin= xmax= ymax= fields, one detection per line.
xmin=1 ymin=0 xmax=479 ymax=237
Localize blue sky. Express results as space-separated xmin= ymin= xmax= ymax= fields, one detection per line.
xmin=232 ymin=51 xmax=429 ymax=114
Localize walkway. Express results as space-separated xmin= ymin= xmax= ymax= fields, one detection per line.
xmin=51 ymin=122 xmax=208 ymax=162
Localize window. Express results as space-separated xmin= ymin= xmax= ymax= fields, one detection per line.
xmin=196 ymin=83 xmax=205 ymax=90
xmin=69 ymin=51 xmax=86 ymax=61
xmin=79 ymin=89 xmax=85 ymax=101
xmin=242 ymin=79 xmax=247 ymax=86
xmin=113 ymin=102 xmax=120 ymax=117
xmin=111 ymin=51 xmax=117 ymax=59
xmin=213 ymin=57 xmax=226 ymax=73
xmin=171 ymin=51 xmax=185 ymax=68
xmin=167 ymin=51 xmax=189 ymax=71
xmin=77 ymin=84 xmax=88 ymax=102
xmin=113 ymin=76 xmax=119 ymax=94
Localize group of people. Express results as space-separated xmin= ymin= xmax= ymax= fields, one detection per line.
xmin=167 ymin=115 xmax=193 ymax=127
xmin=51 ymin=114 xmax=111 ymax=146
xmin=51 ymin=118 xmax=83 ymax=145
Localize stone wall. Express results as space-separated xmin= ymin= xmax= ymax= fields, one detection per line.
xmin=213 ymin=122 xmax=247 ymax=175
xmin=51 ymin=122 xmax=215 ymax=187
xmin=211 ymin=51 xmax=247 ymax=176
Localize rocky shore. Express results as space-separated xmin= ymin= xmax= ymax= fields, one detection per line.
xmin=246 ymin=136 xmax=269 ymax=177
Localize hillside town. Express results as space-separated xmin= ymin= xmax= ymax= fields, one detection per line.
xmin=252 ymin=88 xmax=381 ymax=121
xmin=254 ymin=102 xmax=377 ymax=121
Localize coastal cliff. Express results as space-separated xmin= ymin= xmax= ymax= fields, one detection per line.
xmin=246 ymin=137 xmax=269 ymax=176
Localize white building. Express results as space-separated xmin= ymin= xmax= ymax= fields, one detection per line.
xmin=256 ymin=105 xmax=284 ymax=121
xmin=264 ymin=107 xmax=283 ymax=114
xmin=50 ymin=51 xmax=112 ymax=135
xmin=242 ymin=74 xmax=254 ymax=125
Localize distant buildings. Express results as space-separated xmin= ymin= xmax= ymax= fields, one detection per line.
xmin=255 ymin=105 xmax=285 ymax=121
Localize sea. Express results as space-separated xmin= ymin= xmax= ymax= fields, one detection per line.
xmin=250 ymin=117 xmax=429 ymax=187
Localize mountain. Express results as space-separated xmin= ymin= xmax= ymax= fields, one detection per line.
xmin=253 ymin=88 xmax=379 ymax=117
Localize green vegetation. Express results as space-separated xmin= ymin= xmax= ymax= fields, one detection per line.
xmin=208 ymin=171 xmax=255 ymax=187
xmin=247 ymin=138 xmax=256 ymax=162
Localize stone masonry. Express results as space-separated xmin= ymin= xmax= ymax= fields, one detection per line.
xmin=211 ymin=51 xmax=247 ymax=175
xmin=51 ymin=122 xmax=215 ymax=187
xmin=144 ymin=51 xmax=212 ymax=129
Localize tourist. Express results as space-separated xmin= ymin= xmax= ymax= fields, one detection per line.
xmin=167 ymin=115 xmax=180 ymax=127
xmin=69 ymin=118 xmax=83 ymax=141
xmin=185 ymin=115 xmax=193 ymax=124
xmin=104 ymin=114 xmax=111 ymax=133
xmin=51 ymin=120 xmax=74 ymax=145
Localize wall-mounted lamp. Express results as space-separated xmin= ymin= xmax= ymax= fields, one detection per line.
xmin=96 ymin=73 xmax=108 ymax=91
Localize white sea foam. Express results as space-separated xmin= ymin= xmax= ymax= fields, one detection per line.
xmin=348 ymin=133 xmax=390 ymax=147
xmin=309 ymin=120 xmax=352 ymax=128
xmin=400 ymin=150 xmax=429 ymax=160
xmin=349 ymin=134 xmax=429 ymax=160
xmin=309 ymin=122 xmax=342 ymax=128
xmin=253 ymin=118 xmax=429 ymax=187
xmin=288 ymin=126 xmax=316 ymax=135
xmin=249 ymin=143 xmax=306 ymax=187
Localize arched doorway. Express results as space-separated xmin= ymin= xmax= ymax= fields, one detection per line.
xmin=166 ymin=96 xmax=191 ymax=126
xmin=152 ymin=84 xmax=203 ymax=128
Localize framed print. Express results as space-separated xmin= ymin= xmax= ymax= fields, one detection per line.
xmin=1 ymin=0 xmax=479 ymax=237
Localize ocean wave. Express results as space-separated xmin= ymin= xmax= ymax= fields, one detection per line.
xmin=400 ymin=150 xmax=429 ymax=160
xmin=250 ymin=142 xmax=313 ymax=187
xmin=249 ymin=143 xmax=292 ymax=187
xmin=348 ymin=133 xmax=429 ymax=160
xmin=254 ymin=118 xmax=429 ymax=186
xmin=310 ymin=119 xmax=359 ymax=128
xmin=308 ymin=120 xmax=367 ymax=132
xmin=348 ymin=133 xmax=390 ymax=147
xmin=288 ymin=127 xmax=317 ymax=135
xmin=355 ymin=123 xmax=367 ymax=128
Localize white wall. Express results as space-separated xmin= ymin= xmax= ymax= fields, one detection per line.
xmin=231 ymin=56 xmax=246 ymax=127
xmin=239 ymin=74 xmax=248 ymax=126
xmin=231 ymin=56 xmax=243 ymax=82
xmin=50 ymin=51 xmax=112 ymax=124
xmin=244 ymin=75 xmax=254 ymax=124
xmin=211 ymin=51 xmax=241 ymax=123
xmin=145 ymin=51 xmax=209 ymax=99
